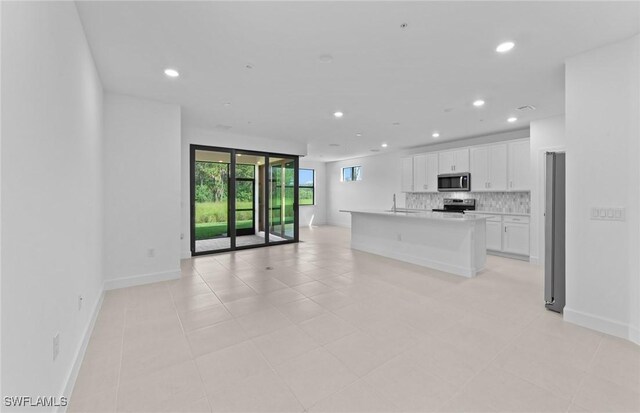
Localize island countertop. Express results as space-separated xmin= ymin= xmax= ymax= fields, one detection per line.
xmin=340 ymin=209 xmax=490 ymax=222
xmin=341 ymin=208 xmax=487 ymax=277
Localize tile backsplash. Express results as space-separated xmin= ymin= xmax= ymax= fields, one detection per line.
xmin=406 ymin=191 xmax=530 ymax=214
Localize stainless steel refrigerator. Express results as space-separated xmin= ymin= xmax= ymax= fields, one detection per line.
xmin=545 ymin=152 xmax=565 ymax=313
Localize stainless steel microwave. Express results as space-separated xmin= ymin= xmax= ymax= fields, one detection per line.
xmin=438 ymin=173 xmax=471 ymax=192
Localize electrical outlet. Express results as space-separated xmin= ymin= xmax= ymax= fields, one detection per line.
xmin=147 ymin=248 xmax=155 ymax=258
xmin=78 ymin=295 xmax=83 ymax=311
xmin=53 ymin=333 xmax=60 ymax=361
xmin=180 ymin=233 xmax=184 ymax=240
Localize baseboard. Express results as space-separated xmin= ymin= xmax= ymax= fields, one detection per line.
xmin=528 ymin=255 xmax=540 ymax=265
xmin=58 ymin=290 xmax=105 ymax=413
xmin=629 ymin=325 xmax=640 ymax=345
xmin=181 ymin=250 xmax=192 ymax=259
xmin=327 ymin=220 xmax=351 ymax=228
xmin=564 ymin=307 xmax=633 ymax=342
xmin=103 ymin=269 xmax=180 ymax=290
xmin=487 ymin=250 xmax=530 ymax=262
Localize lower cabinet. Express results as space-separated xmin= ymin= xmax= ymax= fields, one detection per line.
xmin=503 ymin=222 xmax=530 ymax=255
xmin=486 ymin=219 xmax=503 ymax=251
xmin=482 ymin=214 xmax=530 ymax=257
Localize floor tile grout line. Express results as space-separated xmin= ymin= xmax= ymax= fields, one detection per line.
xmin=113 ymin=289 xmax=130 ymax=412
xmin=170 ymin=270 xmax=215 ymax=413
xmin=565 ymin=334 xmax=604 ymax=412
xmin=431 ymin=308 xmax=548 ymax=410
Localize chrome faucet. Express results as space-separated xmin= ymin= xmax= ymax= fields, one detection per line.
xmin=392 ymin=194 xmax=397 ymax=212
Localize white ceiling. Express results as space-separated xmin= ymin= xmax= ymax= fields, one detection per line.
xmin=76 ymin=1 xmax=639 ymax=161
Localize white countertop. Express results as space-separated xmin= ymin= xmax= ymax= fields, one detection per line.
xmin=468 ymin=210 xmax=530 ymax=217
xmin=340 ymin=209 xmax=489 ymax=222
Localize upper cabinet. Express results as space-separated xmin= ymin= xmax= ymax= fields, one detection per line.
xmin=470 ymin=144 xmax=507 ymax=191
xmin=400 ymin=138 xmax=529 ymax=193
xmin=507 ymin=140 xmax=530 ymax=191
xmin=438 ymin=148 xmax=469 ymax=174
xmin=400 ymin=156 xmax=414 ymax=192
xmin=413 ymin=153 xmax=438 ymax=193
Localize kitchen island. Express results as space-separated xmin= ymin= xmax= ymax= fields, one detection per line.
xmin=340 ymin=209 xmax=489 ymax=277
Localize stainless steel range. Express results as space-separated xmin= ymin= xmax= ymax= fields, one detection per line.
xmin=432 ymin=198 xmax=476 ymax=214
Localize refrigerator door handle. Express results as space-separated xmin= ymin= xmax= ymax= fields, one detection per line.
xmin=544 ymin=153 xmax=555 ymax=306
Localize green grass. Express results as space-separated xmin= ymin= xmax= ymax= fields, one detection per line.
xmin=195 ymin=220 xmax=253 ymax=240
xmin=195 ymin=200 xmax=295 ymax=240
xmin=196 ymin=201 xmax=252 ymax=224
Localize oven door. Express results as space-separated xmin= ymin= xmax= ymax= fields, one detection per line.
xmin=438 ymin=173 xmax=470 ymax=192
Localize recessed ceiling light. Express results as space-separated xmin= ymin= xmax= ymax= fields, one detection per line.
xmin=507 ymin=117 xmax=518 ymax=123
xmin=432 ymin=132 xmax=440 ymax=138
xmin=496 ymin=41 xmax=515 ymax=53
xmin=400 ymin=23 xmax=408 ymax=29
xmin=516 ymin=105 xmax=536 ymax=111
xmin=333 ymin=111 xmax=344 ymax=118
xmin=164 ymin=68 xmax=180 ymax=78
xmin=473 ymin=100 xmax=485 ymax=107
xmin=318 ymin=54 xmax=333 ymax=63
xmin=381 ymin=143 xmax=388 ymax=148
xmin=356 ymin=132 xmax=363 ymax=137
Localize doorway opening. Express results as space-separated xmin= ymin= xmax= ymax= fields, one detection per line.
xmin=190 ymin=145 xmax=299 ymax=255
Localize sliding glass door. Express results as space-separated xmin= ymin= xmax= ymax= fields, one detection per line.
xmin=190 ymin=146 xmax=298 ymax=255
xmin=193 ymin=149 xmax=231 ymax=253
xmin=269 ymin=156 xmax=297 ymax=242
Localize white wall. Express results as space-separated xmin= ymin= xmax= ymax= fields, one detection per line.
xmin=103 ymin=93 xmax=182 ymax=288
xmin=326 ymin=129 xmax=530 ymax=227
xmin=299 ymin=159 xmax=326 ymax=227
xmin=529 ymin=115 xmax=566 ymax=265
xmin=1 ymin=1 xmax=104 ymax=400
xmin=180 ymin=128 xmax=307 ymax=257
xmin=564 ymin=35 xmax=640 ymax=344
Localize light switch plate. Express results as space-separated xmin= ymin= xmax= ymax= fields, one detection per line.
xmin=591 ymin=207 xmax=625 ymax=221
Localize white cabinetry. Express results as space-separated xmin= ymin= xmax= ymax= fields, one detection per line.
xmin=401 ymin=157 xmax=414 ymax=192
xmin=438 ymin=149 xmax=469 ymax=174
xmin=502 ymin=216 xmax=530 ymax=255
xmin=477 ymin=214 xmax=530 ymax=257
xmin=486 ymin=217 xmax=503 ymax=251
xmin=400 ymin=138 xmax=529 ymax=193
xmin=470 ymin=144 xmax=507 ymax=191
xmin=508 ymin=140 xmax=530 ymax=191
xmin=413 ymin=153 xmax=438 ymax=193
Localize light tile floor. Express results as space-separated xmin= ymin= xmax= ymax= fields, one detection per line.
xmin=69 ymin=226 xmax=640 ymax=413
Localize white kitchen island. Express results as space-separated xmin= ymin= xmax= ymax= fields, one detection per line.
xmin=340 ymin=209 xmax=489 ymax=277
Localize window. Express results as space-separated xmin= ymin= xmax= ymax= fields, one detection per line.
xmin=342 ymin=166 xmax=362 ymax=182
xmin=299 ymin=168 xmax=315 ymax=206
